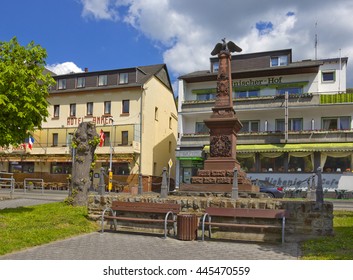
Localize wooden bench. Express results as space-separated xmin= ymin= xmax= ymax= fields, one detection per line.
xmin=201 ymin=207 xmax=289 ymax=244
xmin=101 ymin=201 xmax=181 ymax=238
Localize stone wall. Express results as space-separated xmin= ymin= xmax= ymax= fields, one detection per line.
xmin=88 ymin=193 xmax=334 ymax=242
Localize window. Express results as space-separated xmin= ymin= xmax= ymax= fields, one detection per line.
xmin=51 ymin=162 xmax=71 ymax=174
xmin=276 ymin=118 xmax=303 ymax=131
xmin=260 ymin=154 xmax=285 ymax=172
xmin=53 ymin=105 xmax=60 ymax=118
xmin=240 ymin=121 xmax=260 ymax=132
xmin=288 ymin=155 xmax=313 ymax=173
xmin=195 ymin=122 xmax=209 ymax=134
xmin=235 ymin=90 xmax=259 ymax=98
xmin=323 ymin=155 xmax=351 ymax=173
xmin=212 ymin=62 xmax=219 ymax=73
xmin=322 ymin=71 xmax=335 ymax=82
xmin=104 ymin=101 xmax=111 ymax=115
xmin=121 ymin=131 xmax=129 ymax=146
xmin=77 ymin=77 xmax=85 ymax=88
xmin=119 ymin=73 xmax=129 ymax=84
xmin=155 ymin=107 xmax=159 ymax=121
xmin=9 ymin=162 xmax=34 ymax=173
xmin=86 ymin=102 xmax=93 ymax=116
xmin=122 ymin=100 xmax=130 ymax=114
xmin=98 ymin=75 xmax=107 ymax=86
xmin=52 ymin=133 xmax=58 ymax=146
xmin=169 ymin=117 xmax=172 ymax=129
xmin=66 ymin=133 xmax=74 ymax=147
xmin=169 ymin=141 xmax=172 ymax=153
xmin=271 ymin=55 xmax=288 ymax=67
xmin=102 ymin=162 xmax=130 ymax=175
xmin=58 ymin=79 xmax=66 ymax=90
xmin=69 ymin=104 xmax=76 ymax=116
xmin=277 ymin=87 xmax=303 ymax=95
xmin=322 ymin=116 xmax=350 ymax=130
xmin=196 ymin=93 xmax=216 ymax=101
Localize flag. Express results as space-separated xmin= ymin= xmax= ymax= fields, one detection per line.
xmin=99 ymin=129 xmax=105 ymax=147
xmin=28 ymin=136 xmax=34 ymax=150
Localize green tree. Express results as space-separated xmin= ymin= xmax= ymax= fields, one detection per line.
xmin=0 ymin=37 xmax=55 ymax=147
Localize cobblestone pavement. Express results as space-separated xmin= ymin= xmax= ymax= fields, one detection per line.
xmin=0 ymin=231 xmax=301 ymax=260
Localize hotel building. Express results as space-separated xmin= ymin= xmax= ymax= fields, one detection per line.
xmin=176 ymin=49 xmax=353 ymax=190
xmin=0 ymin=64 xmax=177 ymax=191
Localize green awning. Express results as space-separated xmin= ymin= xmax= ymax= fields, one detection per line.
xmin=204 ymin=143 xmax=353 ymax=153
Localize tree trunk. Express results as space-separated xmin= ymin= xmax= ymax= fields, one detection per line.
xmin=69 ymin=122 xmax=99 ymax=206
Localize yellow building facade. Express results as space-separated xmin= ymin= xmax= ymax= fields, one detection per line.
xmin=0 ymin=64 xmax=177 ymax=191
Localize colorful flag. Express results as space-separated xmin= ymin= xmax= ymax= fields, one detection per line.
xmin=99 ymin=129 xmax=105 ymax=147
xmin=28 ymin=136 xmax=34 ymax=150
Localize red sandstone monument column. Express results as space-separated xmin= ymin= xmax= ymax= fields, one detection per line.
xmin=204 ymin=39 xmax=243 ymax=171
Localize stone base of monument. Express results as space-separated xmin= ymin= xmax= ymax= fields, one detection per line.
xmin=179 ymin=169 xmax=259 ymax=193
xmin=179 ymin=183 xmax=258 ymax=193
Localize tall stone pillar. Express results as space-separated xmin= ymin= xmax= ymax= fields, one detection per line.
xmin=204 ymin=44 xmax=242 ymax=171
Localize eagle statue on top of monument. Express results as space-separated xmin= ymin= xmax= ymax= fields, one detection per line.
xmin=211 ymin=38 xmax=242 ymax=55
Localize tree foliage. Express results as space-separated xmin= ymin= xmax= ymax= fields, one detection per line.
xmin=0 ymin=37 xmax=55 ymax=147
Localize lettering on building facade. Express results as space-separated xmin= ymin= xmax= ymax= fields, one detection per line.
xmin=233 ymin=77 xmax=283 ymax=87
xmin=67 ymin=116 xmax=113 ymax=126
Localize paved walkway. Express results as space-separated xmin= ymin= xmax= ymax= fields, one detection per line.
xmin=0 ymin=231 xmax=301 ymax=260
xmin=0 ymin=192 xmax=301 ymax=260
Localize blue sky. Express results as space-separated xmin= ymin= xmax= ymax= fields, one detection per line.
xmin=2 ymin=0 xmax=353 ymax=90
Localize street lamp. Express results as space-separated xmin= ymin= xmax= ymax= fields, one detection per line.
xmin=108 ymin=117 xmax=114 ymax=192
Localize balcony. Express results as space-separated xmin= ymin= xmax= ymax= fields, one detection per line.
xmin=179 ymin=129 xmax=353 ymax=148
xmin=181 ymin=93 xmax=317 ymax=113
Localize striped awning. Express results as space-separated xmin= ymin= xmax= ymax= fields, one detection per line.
xmin=204 ymin=143 xmax=353 ymax=153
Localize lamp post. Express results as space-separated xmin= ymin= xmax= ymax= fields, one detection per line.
xmin=108 ymin=117 xmax=114 ymax=192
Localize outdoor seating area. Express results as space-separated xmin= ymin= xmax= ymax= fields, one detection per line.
xmin=100 ymin=201 xmax=290 ymax=243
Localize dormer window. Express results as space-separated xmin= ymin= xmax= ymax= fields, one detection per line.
xmin=77 ymin=77 xmax=85 ymax=88
xmin=271 ymin=56 xmax=288 ymax=67
xmin=119 ymin=73 xmax=128 ymax=84
xmin=98 ymin=75 xmax=108 ymax=86
xmin=212 ymin=62 xmax=219 ymax=73
xmin=58 ymin=79 xmax=66 ymax=90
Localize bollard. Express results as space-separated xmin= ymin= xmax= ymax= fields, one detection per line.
xmin=97 ymin=167 xmax=105 ymax=195
xmin=160 ymin=167 xmax=168 ymax=198
xmin=138 ymin=173 xmax=143 ymax=195
xmin=231 ymin=168 xmax=238 ymax=199
xmin=316 ymin=167 xmax=324 ymax=204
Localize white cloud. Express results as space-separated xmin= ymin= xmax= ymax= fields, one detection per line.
xmin=46 ymin=62 xmax=83 ymax=75
xmin=80 ymin=0 xmax=353 ymax=86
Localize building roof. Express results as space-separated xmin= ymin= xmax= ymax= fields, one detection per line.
xmin=49 ymin=64 xmax=172 ymax=92
xmin=179 ymin=49 xmax=348 ymax=83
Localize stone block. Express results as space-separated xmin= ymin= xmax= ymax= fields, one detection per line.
xmin=197 ymin=170 xmax=211 ymax=177
xmin=216 ymin=177 xmax=232 ymax=184
xmin=203 ymin=177 xmax=217 ymax=184
xmin=191 ymin=177 xmax=204 ymax=184
xmin=211 ymin=170 xmax=226 ymax=177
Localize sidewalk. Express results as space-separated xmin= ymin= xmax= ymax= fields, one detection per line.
xmin=0 ymin=190 xmax=301 ymax=260
xmin=0 ymin=231 xmax=301 ymax=260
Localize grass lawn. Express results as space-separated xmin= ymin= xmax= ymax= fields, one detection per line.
xmin=301 ymin=210 xmax=353 ymax=259
xmin=0 ymin=202 xmax=99 ymax=256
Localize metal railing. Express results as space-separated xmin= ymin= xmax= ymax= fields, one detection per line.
xmin=23 ymin=178 xmax=44 ymax=194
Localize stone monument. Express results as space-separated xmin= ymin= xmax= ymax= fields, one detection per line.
xmin=181 ymin=39 xmax=257 ymax=193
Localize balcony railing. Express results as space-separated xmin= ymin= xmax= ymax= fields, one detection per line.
xmin=179 ymin=129 xmax=353 ymax=147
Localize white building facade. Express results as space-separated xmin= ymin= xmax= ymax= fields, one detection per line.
xmin=176 ymin=49 xmax=353 ymax=190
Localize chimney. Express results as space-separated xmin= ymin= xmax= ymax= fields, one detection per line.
xmin=84 ymin=67 xmax=88 ymax=72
